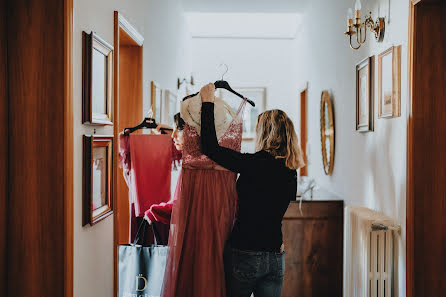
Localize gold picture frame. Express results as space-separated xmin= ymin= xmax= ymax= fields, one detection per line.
xmin=320 ymin=90 xmax=335 ymax=175
xmin=151 ymin=81 xmax=162 ymax=121
xmin=82 ymin=31 xmax=114 ymax=125
xmin=378 ymin=45 xmax=401 ymax=118
xmin=83 ymin=135 xmax=113 ymax=226
xmin=356 ymin=56 xmax=374 ymax=132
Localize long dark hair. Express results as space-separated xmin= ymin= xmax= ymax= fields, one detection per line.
xmin=174 ymin=112 xmax=185 ymax=131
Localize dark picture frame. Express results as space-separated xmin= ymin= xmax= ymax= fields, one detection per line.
xmin=356 ymin=56 xmax=374 ymax=132
xmin=82 ymin=31 xmax=114 ymax=125
xmin=83 ymin=135 xmax=113 ymax=226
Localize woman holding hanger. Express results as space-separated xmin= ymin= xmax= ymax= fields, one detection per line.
xmin=200 ymin=83 xmax=304 ymax=297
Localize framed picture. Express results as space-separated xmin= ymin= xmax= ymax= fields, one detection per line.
xmin=151 ymin=81 xmax=163 ymax=121
xmin=82 ymin=31 xmax=114 ymax=125
xmin=219 ymin=87 xmax=267 ymax=140
xmin=378 ymin=45 xmax=401 ymax=118
xmin=83 ymin=135 xmax=113 ymax=226
xmin=356 ymin=56 xmax=374 ymax=132
xmin=163 ymin=90 xmax=178 ymax=127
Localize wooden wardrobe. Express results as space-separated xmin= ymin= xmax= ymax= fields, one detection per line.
xmin=281 ymin=200 xmax=344 ymax=297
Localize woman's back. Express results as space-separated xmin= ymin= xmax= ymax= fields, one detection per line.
xmin=199 ymin=83 xmax=304 ymax=297
xmin=231 ymin=150 xmax=297 ymax=252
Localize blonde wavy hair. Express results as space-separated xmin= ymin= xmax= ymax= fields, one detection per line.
xmin=255 ymin=110 xmax=305 ymax=170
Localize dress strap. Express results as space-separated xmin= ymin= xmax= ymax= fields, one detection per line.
xmin=235 ymin=98 xmax=248 ymax=118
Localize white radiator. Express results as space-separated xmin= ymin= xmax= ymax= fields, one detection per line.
xmin=343 ymin=206 xmax=399 ymax=297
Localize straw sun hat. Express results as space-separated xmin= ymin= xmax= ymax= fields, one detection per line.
xmin=180 ymin=92 xmax=236 ymax=140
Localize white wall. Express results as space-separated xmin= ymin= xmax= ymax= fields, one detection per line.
xmin=73 ymin=0 xmax=190 ymax=296
xmin=294 ymin=0 xmax=407 ymax=296
xmin=189 ymin=14 xmax=302 ymax=152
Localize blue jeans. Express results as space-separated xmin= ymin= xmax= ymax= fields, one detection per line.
xmin=224 ymin=246 xmax=285 ymax=297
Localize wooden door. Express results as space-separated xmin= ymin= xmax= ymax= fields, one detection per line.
xmin=407 ymin=1 xmax=446 ymax=296
xmin=0 ymin=0 xmax=8 ymax=294
xmin=4 ymin=0 xmax=73 ymax=296
xmin=281 ymin=201 xmax=343 ymax=297
xmin=300 ymin=88 xmax=308 ymax=176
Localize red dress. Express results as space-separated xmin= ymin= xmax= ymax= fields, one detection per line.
xmin=118 ymin=134 xmax=173 ymax=244
xmin=162 ymin=100 xmax=246 ymax=297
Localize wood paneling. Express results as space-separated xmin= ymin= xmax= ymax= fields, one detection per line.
xmin=6 ymin=0 xmax=66 ymax=296
xmin=0 ymin=0 xmax=8 ymax=294
xmin=300 ymin=89 xmax=308 ymax=176
xmin=281 ymin=201 xmax=343 ymax=297
xmin=407 ymin=1 xmax=446 ymax=296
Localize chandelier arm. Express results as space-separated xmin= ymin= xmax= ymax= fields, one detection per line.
xmin=355 ymin=26 xmax=363 ymax=46
xmin=361 ymin=25 xmax=367 ymax=44
xmin=349 ymin=34 xmax=361 ymax=50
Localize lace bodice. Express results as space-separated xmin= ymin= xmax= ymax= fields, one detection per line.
xmin=182 ymin=100 xmax=246 ymax=169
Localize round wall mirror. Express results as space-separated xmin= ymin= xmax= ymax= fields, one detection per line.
xmin=320 ymin=90 xmax=335 ymax=175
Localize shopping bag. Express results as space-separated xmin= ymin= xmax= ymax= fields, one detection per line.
xmin=118 ymin=220 xmax=168 ymax=297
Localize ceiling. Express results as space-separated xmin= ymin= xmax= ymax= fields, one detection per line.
xmin=181 ymin=0 xmax=308 ymax=13
xmin=186 ymin=13 xmax=302 ymax=39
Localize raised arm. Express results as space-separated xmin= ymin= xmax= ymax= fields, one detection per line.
xmin=201 ymin=101 xmax=257 ymax=173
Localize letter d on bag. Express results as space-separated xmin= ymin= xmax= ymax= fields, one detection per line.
xmin=136 ymin=274 xmax=148 ymax=291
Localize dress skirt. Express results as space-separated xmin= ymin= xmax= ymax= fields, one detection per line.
xmin=162 ymin=167 xmax=238 ymax=297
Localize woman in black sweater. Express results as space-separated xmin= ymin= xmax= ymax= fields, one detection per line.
xmin=199 ymin=83 xmax=305 ymax=297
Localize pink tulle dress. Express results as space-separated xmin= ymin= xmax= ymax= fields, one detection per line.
xmin=162 ymin=100 xmax=246 ymax=297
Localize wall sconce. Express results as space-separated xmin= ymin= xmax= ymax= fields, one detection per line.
xmin=177 ymin=75 xmax=195 ymax=89
xmin=344 ymin=0 xmax=385 ymax=50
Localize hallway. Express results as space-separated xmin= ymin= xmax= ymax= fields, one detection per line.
xmin=1 ymin=0 xmax=445 ymax=296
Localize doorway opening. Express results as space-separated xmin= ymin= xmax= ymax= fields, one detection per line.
xmin=113 ymin=11 xmax=144 ymax=296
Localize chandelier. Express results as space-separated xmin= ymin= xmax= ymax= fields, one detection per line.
xmin=344 ymin=0 xmax=385 ymax=50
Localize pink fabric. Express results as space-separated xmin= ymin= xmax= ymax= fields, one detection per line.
xmin=171 ymin=141 xmax=182 ymax=170
xmin=119 ymin=133 xmax=173 ymax=243
xmin=163 ymin=100 xmax=246 ymax=297
xmin=144 ymin=171 xmax=182 ymax=225
xmin=144 ymin=143 xmax=182 ymax=225
xmin=129 ymin=134 xmax=172 ymax=216
xmin=145 ymin=201 xmax=173 ymax=224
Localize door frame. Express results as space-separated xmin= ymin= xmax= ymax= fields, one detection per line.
xmin=0 ymin=0 xmax=8 ymax=294
xmin=113 ymin=12 xmax=144 ymax=297
xmin=64 ymin=0 xmax=74 ymax=296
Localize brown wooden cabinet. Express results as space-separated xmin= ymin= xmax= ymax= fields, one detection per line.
xmin=281 ymin=200 xmax=344 ymax=297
